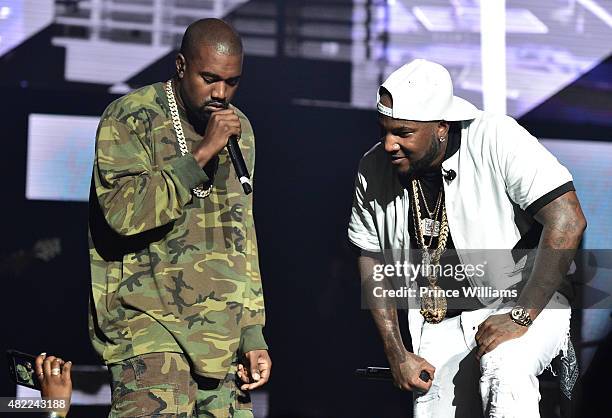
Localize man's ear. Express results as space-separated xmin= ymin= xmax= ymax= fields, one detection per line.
xmin=437 ymin=121 xmax=450 ymax=140
xmin=176 ymin=53 xmax=186 ymax=78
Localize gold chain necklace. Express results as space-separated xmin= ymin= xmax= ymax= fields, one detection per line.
xmin=411 ymin=179 xmax=449 ymax=324
xmin=165 ymin=79 xmax=212 ymax=199
xmin=417 ymin=180 xmax=440 ymax=219
xmin=427 ymin=194 xmax=442 ymax=249
xmin=416 ymin=181 xmax=443 ymax=248
xmin=414 ymin=180 xmax=442 ymax=244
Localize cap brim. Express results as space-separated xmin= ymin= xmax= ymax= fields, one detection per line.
xmin=443 ymin=96 xmax=479 ymax=121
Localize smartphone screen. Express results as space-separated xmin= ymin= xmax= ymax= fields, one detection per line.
xmin=6 ymin=350 xmax=41 ymax=391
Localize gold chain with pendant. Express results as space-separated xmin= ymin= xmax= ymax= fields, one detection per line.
xmin=417 ymin=181 xmax=443 ymax=248
xmin=411 ymin=179 xmax=449 ymax=324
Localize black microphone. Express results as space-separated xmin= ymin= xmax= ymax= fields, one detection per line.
xmin=442 ymin=168 xmax=456 ymax=181
xmin=354 ymin=367 xmax=431 ymax=383
xmin=227 ymin=135 xmax=252 ymax=195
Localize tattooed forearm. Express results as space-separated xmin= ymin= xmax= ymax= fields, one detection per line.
xmin=359 ymin=255 xmax=408 ymax=359
xmin=518 ymin=191 xmax=586 ymax=317
xmin=370 ymin=308 xmax=407 ymax=362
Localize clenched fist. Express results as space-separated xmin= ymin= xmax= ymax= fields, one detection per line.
xmin=388 ymin=348 xmax=435 ymax=393
xmin=192 ymin=108 xmax=241 ymax=167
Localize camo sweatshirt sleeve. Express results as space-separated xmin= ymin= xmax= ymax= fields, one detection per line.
xmin=239 ymin=197 xmax=267 ymax=353
xmin=93 ymin=102 xmax=208 ymax=236
xmin=235 ymin=112 xmax=267 ymax=354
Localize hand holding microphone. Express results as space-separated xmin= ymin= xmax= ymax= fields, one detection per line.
xmin=192 ymin=106 xmax=252 ymax=194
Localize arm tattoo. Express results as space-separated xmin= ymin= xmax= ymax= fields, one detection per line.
xmin=519 ymin=191 xmax=586 ymax=316
xmin=359 ymin=255 xmax=407 ymax=360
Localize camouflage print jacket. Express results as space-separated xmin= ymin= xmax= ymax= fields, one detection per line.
xmin=88 ymin=81 xmax=266 ymax=379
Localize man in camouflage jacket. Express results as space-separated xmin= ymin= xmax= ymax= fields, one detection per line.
xmin=88 ymin=19 xmax=271 ymax=417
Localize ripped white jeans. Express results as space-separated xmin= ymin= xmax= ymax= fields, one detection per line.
xmin=413 ymin=292 xmax=570 ymax=418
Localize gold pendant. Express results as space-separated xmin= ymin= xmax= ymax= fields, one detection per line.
xmin=420 ymin=284 xmax=447 ymax=324
xmin=420 ymin=218 xmax=440 ymax=237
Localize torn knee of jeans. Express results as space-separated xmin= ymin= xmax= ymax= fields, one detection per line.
xmin=480 ymin=365 xmax=526 ymax=386
xmin=479 ymin=352 xmax=502 ymax=375
xmin=479 ymin=351 xmax=525 ymax=376
xmin=414 ymin=383 xmax=440 ymax=404
xmin=481 ymin=374 xmax=540 ymax=417
xmin=480 ymin=375 xmax=519 ymax=416
xmin=480 ymin=358 xmax=529 ymax=390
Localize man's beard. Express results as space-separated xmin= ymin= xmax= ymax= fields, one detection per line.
xmin=398 ymin=133 xmax=441 ymax=180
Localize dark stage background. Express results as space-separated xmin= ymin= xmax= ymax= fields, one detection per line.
xmin=1 ymin=1 xmax=611 ymax=417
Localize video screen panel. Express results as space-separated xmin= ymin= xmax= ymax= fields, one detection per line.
xmin=26 ymin=113 xmax=98 ymax=202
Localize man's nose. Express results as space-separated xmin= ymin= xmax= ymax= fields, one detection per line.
xmin=383 ymin=134 xmax=401 ymax=154
xmin=212 ymin=82 xmax=227 ymax=101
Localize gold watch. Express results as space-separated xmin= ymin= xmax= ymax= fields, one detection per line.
xmin=510 ymin=306 xmax=533 ymax=327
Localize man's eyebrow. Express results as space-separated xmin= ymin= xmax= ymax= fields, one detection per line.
xmin=389 ymin=124 xmax=415 ymax=132
xmin=200 ymin=71 xmax=222 ymax=80
xmin=200 ymin=72 xmax=241 ymax=82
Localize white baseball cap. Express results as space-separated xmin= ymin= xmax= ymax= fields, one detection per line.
xmin=377 ymin=59 xmax=478 ymax=121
